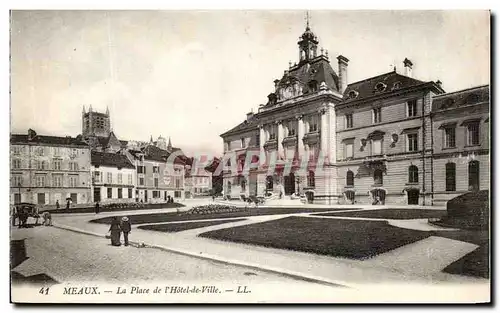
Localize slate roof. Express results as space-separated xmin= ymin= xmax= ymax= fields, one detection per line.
xmin=284 ymin=57 xmax=340 ymax=94
xmin=91 ymin=151 xmax=135 ymax=169
xmin=137 ymin=144 xmax=187 ymax=165
xmin=342 ymin=70 xmax=426 ymax=103
xmin=432 ymin=85 xmax=489 ymax=111
xmin=11 ymin=134 xmax=89 ymax=147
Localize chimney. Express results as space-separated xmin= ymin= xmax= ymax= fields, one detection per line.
xmin=246 ymin=110 xmax=254 ymax=121
xmin=27 ymin=129 xmax=37 ymax=141
xmin=274 ymin=79 xmax=280 ymax=92
xmin=403 ymin=58 xmax=413 ymax=78
xmin=436 ymin=80 xmax=442 ymax=88
xmin=337 ymin=55 xmax=349 ymax=94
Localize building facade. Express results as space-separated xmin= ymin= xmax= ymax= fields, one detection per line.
xmin=127 ymin=144 xmax=186 ymax=203
xmin=430 ymin=85 xmax=490 ymax=206
xmin=220 ymin=22 xmax=490 ymax=205
xmin=10 ymin=129 xmax=92 ymax=207
xmin=90 ymin=151 xmax=136 ymax=204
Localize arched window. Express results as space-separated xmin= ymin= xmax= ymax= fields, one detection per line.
xmin=346 ymin=170 xmax=354 ymax=187
xmin=468 ymin=161 xmax=480 ymax=191
xmin=266 ymin=175 xmax=273 ymax=190
xmin=307 ymin=171 xmax=315 ymax=187
xmin=374 ymin=169 xmax=383 ymax=185
xmin=445 ymin=162 xmax=456 ymax=191
xmin=408 ymin=165 xmax=419 ymax=183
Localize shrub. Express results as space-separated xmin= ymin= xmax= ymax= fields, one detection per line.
xmin=181 ymin=204 xmax=244 ymax=216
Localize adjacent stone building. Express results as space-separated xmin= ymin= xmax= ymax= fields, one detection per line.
xmin=10 ymin=129 xmax=92 ymax=207
xmin=220 ymin=21 xmax=490 ymax=205
xmin=90 ymin=151 xmax=136 ymax=204
xmin=430 ymin=85 xmax=490 ymax=206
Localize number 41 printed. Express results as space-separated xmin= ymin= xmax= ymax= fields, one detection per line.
xmin=39 ymin=287 xmax=50 ymax=295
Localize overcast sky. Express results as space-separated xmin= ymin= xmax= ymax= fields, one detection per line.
xmin=10 ymin=10 xmax=490 ymax=156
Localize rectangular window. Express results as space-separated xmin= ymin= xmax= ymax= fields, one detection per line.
xmin=36 ymin=160 xmax=46 ymax=170
xmin=174 ymin=191 xmax=181 ymax=198
xmin=107 ymin=188 xmax=112 ymax=199
xmin=53 ymin=147 xmax=61 ymax=156
xmin=175 ymin=178 xmax=181 ymax=189
xmin=154 ymin=177 xmax=159 ymax=188
xmin=467 ymin=122 xmax=480 ymax=146
xmin=287 ymin=121 xmax=297 ymax=136
xmin=139 ymin=177 xmax=145 ymax=186
xmin=53 ymin=174 xmax=63 ymax=187
xmin=53 ymin=159 xmax=62 ymax=170
xmin=446 ymin=163 xmax=456 ymax=192
xmin=371 ymin=139 xmax=382 ymax=155
xmin=12 ymin=146 xmax=22 ymax=155
xmin=407 ymin=100 xmax=418 ymax=117
xmin=152 ymin=166 xmax=159 ymax=174
xmin=12 ymin=159 xmax=21 ymax=169
xmin=118 ymin=188 xmax=123 ymax=199
xmin=345 ymin=114 xmax=353 ymax=129
xmin=309 ymin=115 xmax=319 ymax=132
xmin=107 ymin=172 xmax=112 ymax=184
xmin=36 ymin=175 xmax=46 ymax=187
xmin=71 ymin=149 xmax=77 ymax=157
xmin=117 ymin=173 xmax=123 ymax=184
xmin=241 ymin=138 xmax=246 ymax=148
xmin=69 ymin=175 xmax=79 ymax=187
xmin=407 ymin=133 xmax=419 ymax=152
xmin=128 ymin=188 xmax=133 ymax=199
xmin=69 ymin=162 xmax=79 ymax=171
xmin=444 ymin=127 xmax=456 ymax=148
xmin=93 ymin=171 xmax=101 ymax=183
xmin=372 ymin=108 xmax=382 ymax=124
xmin=137 ymin=166 xmax=145 ymax=174
xmin=308 ymin=144 xmax=318 ymax=160
xmin=344 ymin=141 xmax=354 ymax=159
xmin=12 ymin=175 xmax=23 ymax=187
xmin=128 ymin=174 xmax=133 ymax=185
xmin=38 ymin=147 xmax=45 ymax=156
xmin=268 ymin=125 xmax=277 ymax=141
xmin=255 ymin=133 xmax=260 ymax=146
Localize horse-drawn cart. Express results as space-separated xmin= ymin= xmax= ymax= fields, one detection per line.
xmin=11 ymin=203 xmax=40 ymax=227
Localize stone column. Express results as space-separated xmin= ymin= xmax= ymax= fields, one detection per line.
xmin=296 ymin=115 xmax=305 ymax=159
xmin=277 ymin=120 xmax=284 ymax=160
xmin=259 ymin=125 xmax=266 ymax=166
xmin=320 ymin=108 xmax=327 ymax=154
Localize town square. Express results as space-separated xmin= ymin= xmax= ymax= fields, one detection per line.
xmin=9 ymin=10 xmax=490 ymax=303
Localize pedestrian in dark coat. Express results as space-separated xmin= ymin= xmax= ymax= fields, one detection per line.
xmin=121 ymin=216 xmax=131 ymax=246
xmin=95 ymin=201 xmax=100 ymax=214
xmin=66 ymin=199 xmax=70 ymax=209
xmin=56 ymin=200 xmax=60 ymax=210
xmin=109 ymin=217 xmax=122 ymax=246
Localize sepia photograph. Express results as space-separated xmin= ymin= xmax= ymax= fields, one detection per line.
xmin=8 ymin=9 xmax=491 ymax=304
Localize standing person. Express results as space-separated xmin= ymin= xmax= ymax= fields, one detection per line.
xmin=121 ymin=216 xmax=131 ymax=246
xmin=55 ymin=200 xmax=60 ymax=210
xmin=95 ymin=201 xmax=100 ymax=214
xmin=66 ymin=199 xmax=70 ymax=209
xmin=108 ymin=217 xmax=122 ymax=246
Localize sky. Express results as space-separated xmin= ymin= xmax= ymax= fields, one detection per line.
xmin=10 ymin=10 xmax=490 ymax=156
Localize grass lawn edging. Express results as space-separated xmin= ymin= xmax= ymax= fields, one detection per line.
xmin=48 ymin=202 xmax=184 ymax=214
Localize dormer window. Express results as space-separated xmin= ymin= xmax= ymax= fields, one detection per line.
xmin=466 ymin=94 xmax=480 ymax=104
xmin=393 ymin=81 xmax=402 ymax=90
xmin=308 ymin=80 xmax=318 ymax=92
xmin=348 ymin=90 xmax=359 ymax=99
xmin=375 ymin=82 xmax=387 ymax=93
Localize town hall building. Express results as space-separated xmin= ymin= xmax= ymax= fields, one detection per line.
xmin=220 ymin=21 xmax=490 ymax=205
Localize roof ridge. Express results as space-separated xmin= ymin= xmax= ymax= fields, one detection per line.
xmin=346 ymin=70 xmax=399 ymax=87
xmin=433 ymin=84 xmax=489 ymax=98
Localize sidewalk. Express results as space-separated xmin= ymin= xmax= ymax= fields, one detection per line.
xmin=50 ymin=204 xmax=485 ymax=289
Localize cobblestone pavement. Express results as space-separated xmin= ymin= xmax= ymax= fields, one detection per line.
xmin=10 ymin=226 xmax=329 ymax=286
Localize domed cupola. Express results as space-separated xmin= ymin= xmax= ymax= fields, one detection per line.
xmin=297 ymin=12 xmax=319 ymax=64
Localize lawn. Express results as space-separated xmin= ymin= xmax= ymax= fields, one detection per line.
xmin=443 ymin=243 xmax=489 ymax=278
xmin=90 ymin=207 xmax=354 ymax=225
xmin=138 ymin=218 xmax=247 ymax=233
xmin=199 ymin=216 xmax=431 ymax=260
xmin=314 ymin=209 xmax=447 ymax=220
